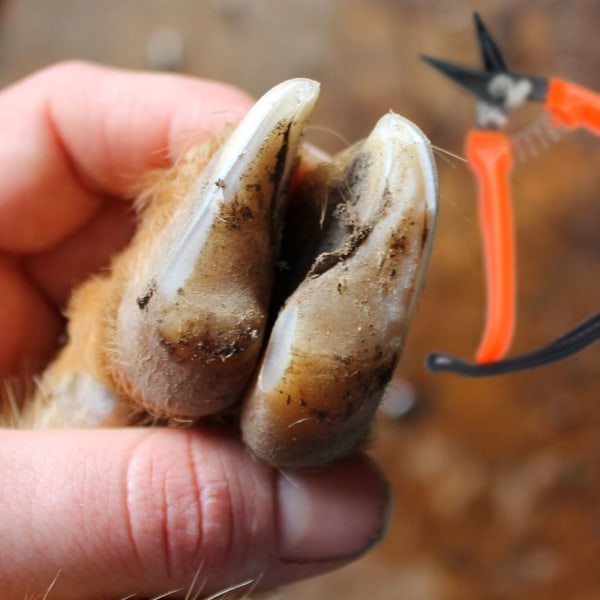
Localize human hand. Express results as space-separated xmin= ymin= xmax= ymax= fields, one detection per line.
xmin=0 ymin=63 xmax=390 ymax=600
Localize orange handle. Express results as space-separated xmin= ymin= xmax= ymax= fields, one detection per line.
xmin=466 ymin=130 xmax=516 ymax=364
xmin=545 ymin=78 xmax=600 ymax=134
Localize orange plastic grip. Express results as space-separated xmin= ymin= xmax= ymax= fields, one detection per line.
xmin=466 ymin=130 xmax=516 ymax=364
xmin=546 ymin=78 xmax=600 ymax=134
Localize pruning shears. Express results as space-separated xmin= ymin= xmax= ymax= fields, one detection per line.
xmin=421 ymin=13 xmax=600 ymax=376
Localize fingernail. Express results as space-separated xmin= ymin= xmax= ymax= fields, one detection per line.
xmin=277 ymin=455 xmax=391 ymax=562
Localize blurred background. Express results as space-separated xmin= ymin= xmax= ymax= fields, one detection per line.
xmin=1 ymin=0 xmax=599 ymax=598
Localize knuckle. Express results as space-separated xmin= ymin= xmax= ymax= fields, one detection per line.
xmin=123 ymin=430 xmax=239 ymax=582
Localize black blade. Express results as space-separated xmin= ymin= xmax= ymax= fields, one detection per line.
xmin=420 ymin=54 xmax=501 ymax=105
xmin=421 ymin=54 xmax=548 ymax=105
xmin=473 ymin=12 xmax=508 ymax=72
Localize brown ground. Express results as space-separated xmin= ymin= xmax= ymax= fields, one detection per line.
xmin=1 ymin=0 xmax=599 ymax=598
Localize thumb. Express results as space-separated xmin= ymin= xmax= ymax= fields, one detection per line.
xmin=0 ymin=428 xmax=390 ymax=599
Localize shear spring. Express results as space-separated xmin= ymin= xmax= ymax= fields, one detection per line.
xmin=511 ymin=114 xmax=564 ymax=162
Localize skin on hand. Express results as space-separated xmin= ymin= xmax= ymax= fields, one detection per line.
xmin=0 ymin=428 xmax=389 ymax=599
xmin=0 ymin=60 xmax=254 ymax=376
xmin=0 ymin=62 xmax=391 ymax=599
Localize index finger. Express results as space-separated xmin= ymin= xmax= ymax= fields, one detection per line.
xmin=0 ymin=61 xmax=254 ymax=254
xmin=0 ymin=62 xmax=253 ymax=375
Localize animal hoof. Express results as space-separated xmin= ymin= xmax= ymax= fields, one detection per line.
xmin=28 ymin=80 xmax=438 ymax=467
